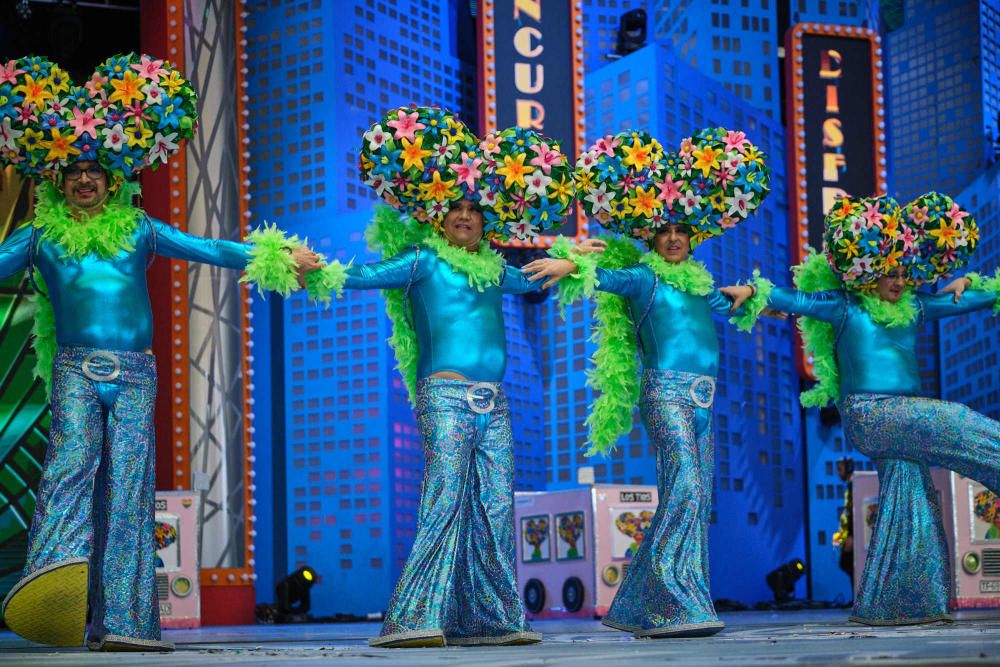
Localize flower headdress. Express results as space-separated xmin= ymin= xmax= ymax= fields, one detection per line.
xmin=904 ymin=191 xmax=978 ymax=283
xmin=0 ymin=53 xmax=197 ymax=188
xmin=823 ymin=195 xmax=912 ymax=290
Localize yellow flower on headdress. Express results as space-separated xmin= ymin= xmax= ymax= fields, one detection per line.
xmin=691 ymin=229 xmax=714 ymax=246
xmin=418 ymin=170 xmax=457 ymax=202
xmin=47 ymin=66 xmax=71 ymax=96
xmin=575 ymin=170 xmax=596 ymax=193
xmin=359 ymin=154 xmax=374 ymax=171
xmin=550 ymin=174 xmax=575 ymax=206
xmin=743 ymin=144 xmax=764 ymax=165
xmin=109 ymin=71 xmax=145 ymax=105
xmin=400 ymin=135 xmax=434 ymax=171
xmin=160 ymin=70 xmax=186 ymax=96
xmin=15 ymin=73 xmax=54 ymax=108
xmin=41 ymin=127 xmax=81 ymax=162
xmin=629 ymin=185 xmax=662 ymax=219
xmin=882 ymin=208 xmax=901 ymax=238
xmin=125 ymin=123 xmax=154 ymax=148
xmin=621 ymin=139 xmax=653 ymax=170
xmin=838 ymin=236 xmax=860 ymax=260
xmin=929 ymin=218 xmax=960 ymax=249
xmin=883 ymin=245 xmax=904 ymax=269
xmin=692 ymin=145 xmax=723 ymax=177
xmin=829 ymin=197 xmax=855 ymax=221
xmin=708 ymin=190 xmax=726 ymax=212
xmin=496 ymin=152 xmax=534 ymax=189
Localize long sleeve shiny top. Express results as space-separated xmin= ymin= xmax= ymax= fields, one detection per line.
xmin=594 ymin=265 xmax=735 ymax=377
xmin=0 ymin=219 xmax=252 ymax=352
xmin=343 ymin=246 xmax=542 ymax=382
xmin=769 ymin=287 xmax=997 ymax=397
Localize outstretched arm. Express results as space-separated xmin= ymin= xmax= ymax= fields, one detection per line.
xmin=343 ymin=247 xmax=426 ymax=291
xmin=0 ymin=226 xmax=31 ymax=280
xmin=766 ymin=287 xmax=847 ymax=322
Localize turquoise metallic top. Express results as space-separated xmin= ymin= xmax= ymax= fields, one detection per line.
xmin=344 ymin=246 xmax=542 ymax=381
xmin=0 ymin=220 xmax=252 ymax=352
xmin=595 ymin=265 xmax=734 ymax=377
xmin=769 ymin=287 xmax=997 ymax=397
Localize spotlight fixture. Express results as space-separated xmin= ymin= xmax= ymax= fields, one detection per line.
xmin=765 ymin=559 xmax=806 ymax=603
xmin=614 ymin=9 xmax=648 ymax=57
xmin=275 ymin=566 xmax=317 ymax=622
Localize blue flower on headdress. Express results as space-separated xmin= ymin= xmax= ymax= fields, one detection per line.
xmin=154 ymin=96 xmax=188 ymax=130
xmin=39 ymin=112 xmax=65 ymax=131
xmin=0 ymin=84 xmax=23 ymax=120
xmin=105 ymin=142 xmax=143 ymax=178
xmin=528 ymin=196 xmax=565 ymax=226
xmin=101 ymin=56 xmax=132 ymax=80
xmin=595 ymin=156 xmax=625 ymax=182
xmin=512 ymin=126 xmax=535 ymax=146
xmin=67 ymin=86 xmax=89 ymax=108
xmin=689 ymin=175 xmax=713 ymax=197
xmin=733 ymin=162 xmax=765 ymax=193
xmin=370 ymin=147 xmax=403 ymax=178
xmin=22 ymin=56 xmax=51 ymax=77
xmin=72 ymin=136 xmax=99 ymax=161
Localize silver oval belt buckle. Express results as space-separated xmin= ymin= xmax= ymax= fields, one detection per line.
xmin=465 ymin=382 xmax=498 ymax=415
xmin=689 ymin=376 xmax=716 ymax=409
xmin=82 ymin=351 xmax=121 ymax=383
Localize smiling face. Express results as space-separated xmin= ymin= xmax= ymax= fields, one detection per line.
xmin=652 ymin=223 xmax=691 ymax=263
xmin=441 ymin=199 xmax=485 ymax=249
xmin=876 ymin=266 xmax=907 ymax=303
xmin=61 ymin=160 xmax=109 ymax=214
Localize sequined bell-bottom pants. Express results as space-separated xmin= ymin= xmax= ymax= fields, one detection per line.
xmin=843 ymin=393 xmax=1000 ymax=625
xmin=22 ymin=347 xmax=159 ymax=642
xmin=375 ymin=378 xmax=531 ymax=643
xmin=603 ymin=369 xmax=722 ymax=634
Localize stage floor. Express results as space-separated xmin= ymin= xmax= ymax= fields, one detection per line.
xmin=2 ymin=609 xmax=1000 ymax=665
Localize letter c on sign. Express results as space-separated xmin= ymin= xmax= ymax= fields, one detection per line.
xmin=514 ymin=26 xmax=543 ymax=58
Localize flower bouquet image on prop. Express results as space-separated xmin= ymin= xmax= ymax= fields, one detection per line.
xmin=614 ymin=510 xmax=654 ymax=558
xmin=556 ymin=512 xmax=585 ymax=560
xmin=823 ymin=195 xmax=908 ymax=290
xmin=522 ymin=516 xmax=550 ymax=562
xmin=476 ymin=126 xmax=575 ymax=242
xmin=1 ymin=53 xmax=198 ymax=187
xmin=358 ymin=105 xmax=479 ymax=223
xmin=903 ymin=191 xmax=979 ymax=284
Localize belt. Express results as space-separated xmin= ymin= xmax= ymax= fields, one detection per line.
xmin=81 ymin=350 xmax=121 ymax=383
xmin=689 ymin=376 xmax=716 ymax=409
xmin=465 ymin=382 xmax=500 ymax=414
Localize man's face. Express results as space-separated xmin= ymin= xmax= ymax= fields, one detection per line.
xmin=652 ymin=223 xmax=691 ymax=263
xmin=441 ymin=199 xmax=484 ymax=248
xmin=62 ymin=160 xmax=109 ymax=211
xmin=876 ymin=266 xmax=907 ymax=303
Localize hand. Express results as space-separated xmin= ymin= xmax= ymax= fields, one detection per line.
xmin=719 ymin=284 xmax=755 ymax=313
xmin=290 ymin=245 xmax=324 ymax=288
xmin=521 ymin=258 xmax=579 ymax=289
xmin=575 ymin=238 xmax=607 ymax=254
xmin=939 ymin=275 xmax=972 ymax=302
xmin=761 ymin=307 xmax=788 ymax=320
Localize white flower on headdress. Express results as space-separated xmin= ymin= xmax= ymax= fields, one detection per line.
xmin=584 ymin=184 xmax=612 ymax=213
xmin=365 ymin=173 xmax=392 ymax=196
xmin=102 ymin=125 xmax=129 ymax=152
xmin=428 ymin=200 xmax=449 ymax=217
xmin=850 ymin=255 xmax=875 ymax=276
xmin=431 ymin=139 xmax=457 ymax=164
xmin=144 ymin=82 xmax=166 ymax=106
xmin=0 ymin=117 xmax=24 ymax=151
xmin=149 ymin=131 xmax=179 ymax=164
xmin=576 ymin=150 xmax=598 ymax=172
xmin=524 ymin=171 xmax=553 ymax=198
xmin=478 ymin=186 xmax=498 ymax=208
xmin=510 ymin=220 xmax=539 ymax=239
xmin=681 ymin=191 xmax=703 ymax=216
xmin=722 ymin=153 xmax=742 ymax=173
xmin=364 ymin=124 xmax=387 ymax=151
xmin=725 ymin=188 xmax=754 ymax=218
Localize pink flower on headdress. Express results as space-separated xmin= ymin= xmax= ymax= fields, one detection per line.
xmin=715 ymin=168 xmax=735 ymax=189
xmin=386 ymin=110 xmax=425 ymax=142
xmin=149 ymin=131 xmax=179 ymax=164
xmin=939 ymin=247 xmax=958 ymax=264
xmin=720 ymin=214 xmax=738 ymax=229
xmin=861 ymin=201 xmax=882 ymax=227
xmin=593 ymin=135 xmax=620 ymax=156
xmin=678 ymin=137 xmax=694 ymax=157
xmin=723 ymin=130 xmax=750 ymax=153
xmin=124 ymin=100 xmax=151 ymax=125
xmin=130 ymin=55 xmax=167 ymax=81
xmin=620 ymin=172 xmax=636 ymax=191
xmin=0 ymin=60 xmax=24 ymax=86
xmin=655 ymin=175 xmax=684 ymax=208
xmin=947 ymin=202 xmax=969 ymax=226
xmin=529 ymin=142 xmax=562 ymax=174
xmin=510 ymin=190 xmax=531 ymax=214
xmin=899 ymin=225 xmax=916 ymax=251
xmin=479 ymin=134 xmax=502 ymax=156
xmin=908 ymin=204 xmax=929 ymax=225
xmin=16 ymin=104 xmax=37 ymax=124
xmin=391 ymin=173 xmax=412 ymax=191
xmin=67 ymin=106 xmax=105 ymax=139
xmin=450 ymin=152 xmax=483 ymax=189
xmin=85 ymin=72 xmax=108 ymax=98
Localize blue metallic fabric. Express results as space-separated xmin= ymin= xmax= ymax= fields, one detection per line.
xmin=768 ymin=287 xmax=997 ymax=396
xmin=344 ymin=247 xmax=543 ymax=382
xmin=0 ymin=219 xmax=252 ymax=351
xmin=594 ymin=266 xmax=734 ymax=377
xmin=374 ymin=379 xmax=532 ymax=645
xmin=843 ymin=393 xmax=1000 ymax=625
xmin=23 ymin=347 xmax=159 ymax=642
xmin=603 ymin=369 xmax=723 ymax=636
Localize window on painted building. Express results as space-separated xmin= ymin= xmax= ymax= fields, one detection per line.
xmin=734 ymin=37 xmax=741 ymax=51
xmin=722 ymin=13 xmax=730 ymax=27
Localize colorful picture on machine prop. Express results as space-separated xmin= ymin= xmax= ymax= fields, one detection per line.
xmin=862 ymin=496 xmax=878 ymax=548
xmin=521 ymin=515 xmax=550 ymax=563
xmin=971 ymin=482 xmax=1000 ymax=543
xmin=611 ymin=507 xmax=655 ymax=559
xmin=154 ymin=513 xmax=181 ymax=571
xmin=555 ymin=511 xmax=585 ymax=561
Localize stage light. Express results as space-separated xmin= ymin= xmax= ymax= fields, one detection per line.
xmin=614 ymin=9 xmax=648 ymax=57
xmin=275 ymin=566 xmax=317 ymax=621
xmin=765 ymin=559 xmax=806 ymax=603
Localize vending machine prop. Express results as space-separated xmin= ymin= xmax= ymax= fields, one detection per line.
xmin=154 ymin=491 xmax=203 ymax=628
xmin=852 ymin=470 xmax=1000 ymax=610
xmin=513 ymin=485 xmax=658 ymax=619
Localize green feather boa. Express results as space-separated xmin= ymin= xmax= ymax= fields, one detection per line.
xmin=639 ymin=251 xmax=714 ymax=295
xmin=793 ymin=251 xmax=917 ymax=408
xmin=28 ymin=273 xmax=56 ymax=397
xmin=729 ymin=270 xmax=775 ymax=332
xmin=32 ymin=181 xmax=142 ymax=259
xmin=365 ymin=205 xmax=505 ymax=405
xmin=967 ymin=269 xmax=1000 ymax=315
xmin=548 ymin=236 xmax=599 ymax=313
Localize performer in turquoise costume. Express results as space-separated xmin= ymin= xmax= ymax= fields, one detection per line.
xmin=725 ymin=193 xmax=1000 ymax=625
xmin=341 ymin=108 xmax=577 ymax=647
xmin=538 ymin=128 xmax=772 ymax=638
xmin=0 ymin=54 xmax=321 ymax=652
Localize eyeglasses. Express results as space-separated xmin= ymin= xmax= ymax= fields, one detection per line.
xmin=63 ymin=165 xmax=106 ymax=181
